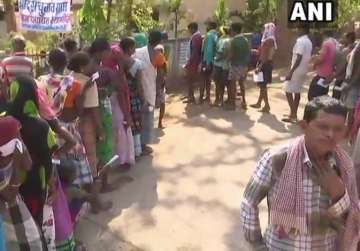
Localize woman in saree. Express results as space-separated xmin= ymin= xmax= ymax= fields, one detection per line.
xmin=120 ymin=37 xmax=145 ymax=158
xmin=102 ymin=43 xmax=135 ymax=167
xmin=6 ymin=75 xmax=76 ymax=251
xmin=0 ymin=115 xmax=44 ymax=250
xmin=88 ymin=38 xmax=123 ymax=190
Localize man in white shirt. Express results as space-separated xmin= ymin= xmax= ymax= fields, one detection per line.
xmin=135 ymin=31 xmax=162 ymax=155
xmin=283 ymin=25 xmax=313 ymax=123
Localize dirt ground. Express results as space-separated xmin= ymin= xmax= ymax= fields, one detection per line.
xmin=76 ymin=70 xmax=315 ymax=251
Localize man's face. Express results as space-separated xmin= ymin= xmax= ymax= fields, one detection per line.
xmin=302 ymin=111 xmax=346 ymax=155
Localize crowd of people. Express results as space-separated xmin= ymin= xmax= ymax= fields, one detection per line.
xmin=0 ymin=16 xmax=360 ymax=251
xmin=182 ymin=20 xmax=360 ymax=250
xmin=0 ymin=31 xmax=167 ymax=250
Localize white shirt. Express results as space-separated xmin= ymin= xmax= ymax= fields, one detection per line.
xmin=135 ymin=46 xmax=157 ymax=107
xmin=291 ymin=35 xmax=313 ymax=74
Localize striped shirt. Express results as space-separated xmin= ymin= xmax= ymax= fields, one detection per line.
xmin=2 ymin=52 xmax=33 ymax=85
xmin=240 ymin=145 xmax=350 ymax=251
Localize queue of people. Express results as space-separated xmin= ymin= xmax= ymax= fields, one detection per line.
xmin=0 ymin=31 xmax=167 ymax=250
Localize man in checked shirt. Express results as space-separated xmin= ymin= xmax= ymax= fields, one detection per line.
xmin=240 ymin=96 xmax=360 ymax=251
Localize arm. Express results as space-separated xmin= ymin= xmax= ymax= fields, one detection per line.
xmin=48 ymin=119 xmax=76 ymax=156
xmin=313 ymin=44 xmax=327 ymax=68
xmin=286 ymin=54 xmax=302 ymax=80
xmin=258 ymin=40 xmax=274 ymax=69
xmin=349 ymin=56 xmax=360 ymax=86
xmin=241 ymin=150 xmax=273 ymax=249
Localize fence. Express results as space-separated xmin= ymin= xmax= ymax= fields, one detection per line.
xmin=163 ymin=38 xmax=190 ymax=77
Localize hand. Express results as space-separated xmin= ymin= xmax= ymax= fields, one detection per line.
xmin=313 ymin=159 xmax=345 ymax=202
xmin=124 ymin=115 xmax=132 ymax=129
xmin=84 ymin=79 xmax=94 ymax=91
xmin=285 ymin=72 xmax=293 ymax=81
xmin=97 ymin=131 xmax=105 ymax=142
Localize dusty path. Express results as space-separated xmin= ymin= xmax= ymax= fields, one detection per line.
xmin=76 ymin=71 xmax=312 ymax=251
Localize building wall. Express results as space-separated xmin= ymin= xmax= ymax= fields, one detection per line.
xmin=161 ymin=0 xmax=246 ymax=38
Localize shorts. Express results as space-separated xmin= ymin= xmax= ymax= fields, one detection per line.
xmin=341 ymin=86 xmax=360 ymax=110
xmin=285 ymin=70 xmax=307 ymax=94
xmin=257 ymin=61 xmax=273 ymax=87
xmin=228 ymin=65 xmax=248 ymax=81
xmin=214 ymin=66 xmax=229 ymax=84
xmin=308 ymin=75 xmax=329 ymax=101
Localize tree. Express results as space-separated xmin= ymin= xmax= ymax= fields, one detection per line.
xmin=214 ymin=0 xmax=229 ymax=28
xmin=3 ymin=0 xmax=17 ymax=32
xmin=78 ymin=0 xmax=109 ymax=42
xmin=161 ymin=0 xmax=184 ymax=38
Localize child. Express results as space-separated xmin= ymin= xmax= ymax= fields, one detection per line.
xmin=155 ymin=44 xmax=167 ymax=129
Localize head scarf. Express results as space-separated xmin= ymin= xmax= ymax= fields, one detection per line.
xmin=7 ymin=75 xmax=40 ymax=120
xmin=261 ymin=22 xmax=277 ymax=49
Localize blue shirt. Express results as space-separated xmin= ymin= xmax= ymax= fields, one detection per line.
xmin=202 ymin=30 xmax=218 ymax=65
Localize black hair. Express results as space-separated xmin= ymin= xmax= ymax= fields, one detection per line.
xmin=48 ymin=48 xmax=67 ymax=72
xmin=120 ymin=37 xmax=136 ymax=52
xmin=230 ymin=22 xmax=242 ymax=34
xmin=8 ymin=75 xmax=38 ymax=120
xmin=12 ymin=37 xmax=26 ymax=52
xmin=303 ymin=96 xmax=347 ymax=123
xmin=188 ymin=22 xmax=198 ymax=31
xmin=298 ymin=23 xmax=311 ymax=34
xmin=148 ymin=30 xmax=162 ymax=46
xmin=62 ymin=37 xmax=78 ymax=53
xmin=89 ymin=37 xmax=110 ymax=55
xmin=346 ymin=31 xmax=356 ymax=44
xmin=207 ymin=21 xmax=218 ymax=30
xmin=67 ymin=51 xmax=91 ymax=73
xmin=323 ymin=29 xmax=335 ymax=38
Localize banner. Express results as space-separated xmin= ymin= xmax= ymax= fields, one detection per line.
xmin=19 ymin=0 xmax=72 ymax=32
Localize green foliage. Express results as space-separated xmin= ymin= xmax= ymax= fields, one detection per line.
xmin=335 ymin=0 xmax=360 ymax=28
xmin=132 ymin=1 xmax=162 ymax=33
xmin=237 ymin=0 xmax=280 ymax=32
xmin=78 ymin=0 xmax=109 ymax=42
xmin=160 ymin=0 xmax=185 ymax=38
xmin=214 ymin=0 xmax=230 ymax=27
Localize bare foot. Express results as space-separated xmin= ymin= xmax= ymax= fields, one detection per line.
xmin=259 ymin=107 xmax=270 ymax=113
xmin=158 ymin=123 xmax=165 ymax=129
xmin=100 ymin=183 xmax=119 ymax=193
xmin=99 ymin=200 xmax=113 ymax=211
xmin=141 ymin=146 xmax=153 ymax=156
xmin=250 ymin=103 xmax=261 ymax=109
xmin=241 ymin=102 xmax=247 ymax=110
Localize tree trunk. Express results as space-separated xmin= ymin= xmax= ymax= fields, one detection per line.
xmin=4 ymin=0 xmax=17 ymax=32
xmin=107 ymin=0 xmax=112 ymax=23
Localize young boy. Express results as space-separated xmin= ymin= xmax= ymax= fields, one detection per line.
xmin=241 ymin=96 xmax=360 ymax=250
xmin=155 ymin=44 xmax=167 ymax=129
